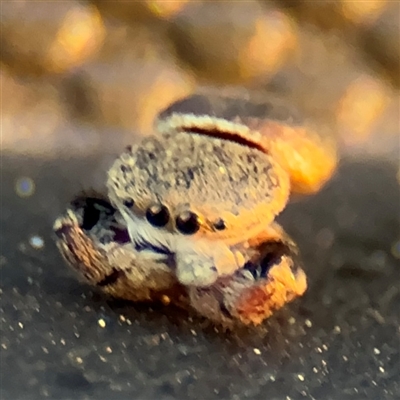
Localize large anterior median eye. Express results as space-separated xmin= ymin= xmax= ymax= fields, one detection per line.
xmin=146 ymin=204 xmax=170 ymax=227
xmin=176 ymin=211 xmax=200 ymax=235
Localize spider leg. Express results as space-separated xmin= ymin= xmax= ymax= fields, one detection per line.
xmin=54 ymin=196 xmax=186 ymax=305
xmin=188 ymin=224 xmax=307 ymax=326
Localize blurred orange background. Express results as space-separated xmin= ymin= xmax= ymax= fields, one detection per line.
xmin=1 ymin=0 xmax=398 ymax=160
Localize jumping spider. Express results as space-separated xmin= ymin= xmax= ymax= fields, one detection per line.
xmin=54 ymin=91 xmax=337 ymax=326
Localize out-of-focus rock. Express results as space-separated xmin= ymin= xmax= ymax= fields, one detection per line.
xmin=276 ymin=0 xmax=387 ymax=30
xmin=275 ymin=0 xmax=396 ymax=87
xmin=336 ymin=73 xmax=390 ymax=144
xmin=145 ymin=0 xmax=189 ymax=19
xmin=360 ymin=3 xmax=400 ymax=88
xmin=169 ymin=1 xmax=297 ymax=84
xmin=60 ymin=21 xmax=194 ymax=134
xmin=93 ymin=0 xmax=188 ymax=23
xmin=64 ymin=57 xmax=194 ymax=134
xmin=341 ymin=95 xmax=400 ymax=159
xmin=262 ymin=29 xmax=352 ymax=122
xmin=263 ymin=27 xmax=392 ymax=147
xmin=2 ymin=67 xmax=66 ymax=153
xmin=1 ymin=1 xmax=105 ymax=75
xmin=340 ymin=0 xmax=387 ymax=27
xmin=86 ymin=21 xmax=174 ymax=65
xmin=1 ymin=0 xmax=396 ymax=161
xmin=1 ymin=67 xmax=128 ymax=158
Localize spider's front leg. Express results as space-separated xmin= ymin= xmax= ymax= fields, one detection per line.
xmin=53 ymin=196 xmax=186 ymax=305
xmin=188 ymin=223 xmax=307 ymax=326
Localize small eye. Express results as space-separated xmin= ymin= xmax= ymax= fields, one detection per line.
xmin=146 ymin=204 xmax=170 ymax=227
xmin=176 ymin=211 xmax=200 ymax=235
xmin=213 ymin=218 xmax=226 ymax=231
xmin=123 ymin=198 xmax=134 ymax=208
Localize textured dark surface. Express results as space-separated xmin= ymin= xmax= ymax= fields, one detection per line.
xmin=1 ymin=153 xmax=399 ymax=400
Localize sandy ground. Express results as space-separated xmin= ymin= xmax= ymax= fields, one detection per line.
xmin=1 ymin=144 xmax=399 ymax=400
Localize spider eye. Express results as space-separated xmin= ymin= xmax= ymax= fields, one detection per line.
xmin=146 ymin=204 xmax=170 ymax=227
xmin=213 ymin=218 xmax=226 ymax=231
xmin=176 ymin=211 xmax=200 ymax=235
xmin=123 ymin=198 xmax=134 ymax=208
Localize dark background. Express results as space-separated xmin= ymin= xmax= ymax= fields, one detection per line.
xmin=1 ymin=1 xmax=399 ymax=399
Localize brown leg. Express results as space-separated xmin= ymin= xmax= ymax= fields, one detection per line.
xmin=188 ymin=226 xmax=307 ymax=327
xmin=53 ymin=197 xmax=187 ymax=305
